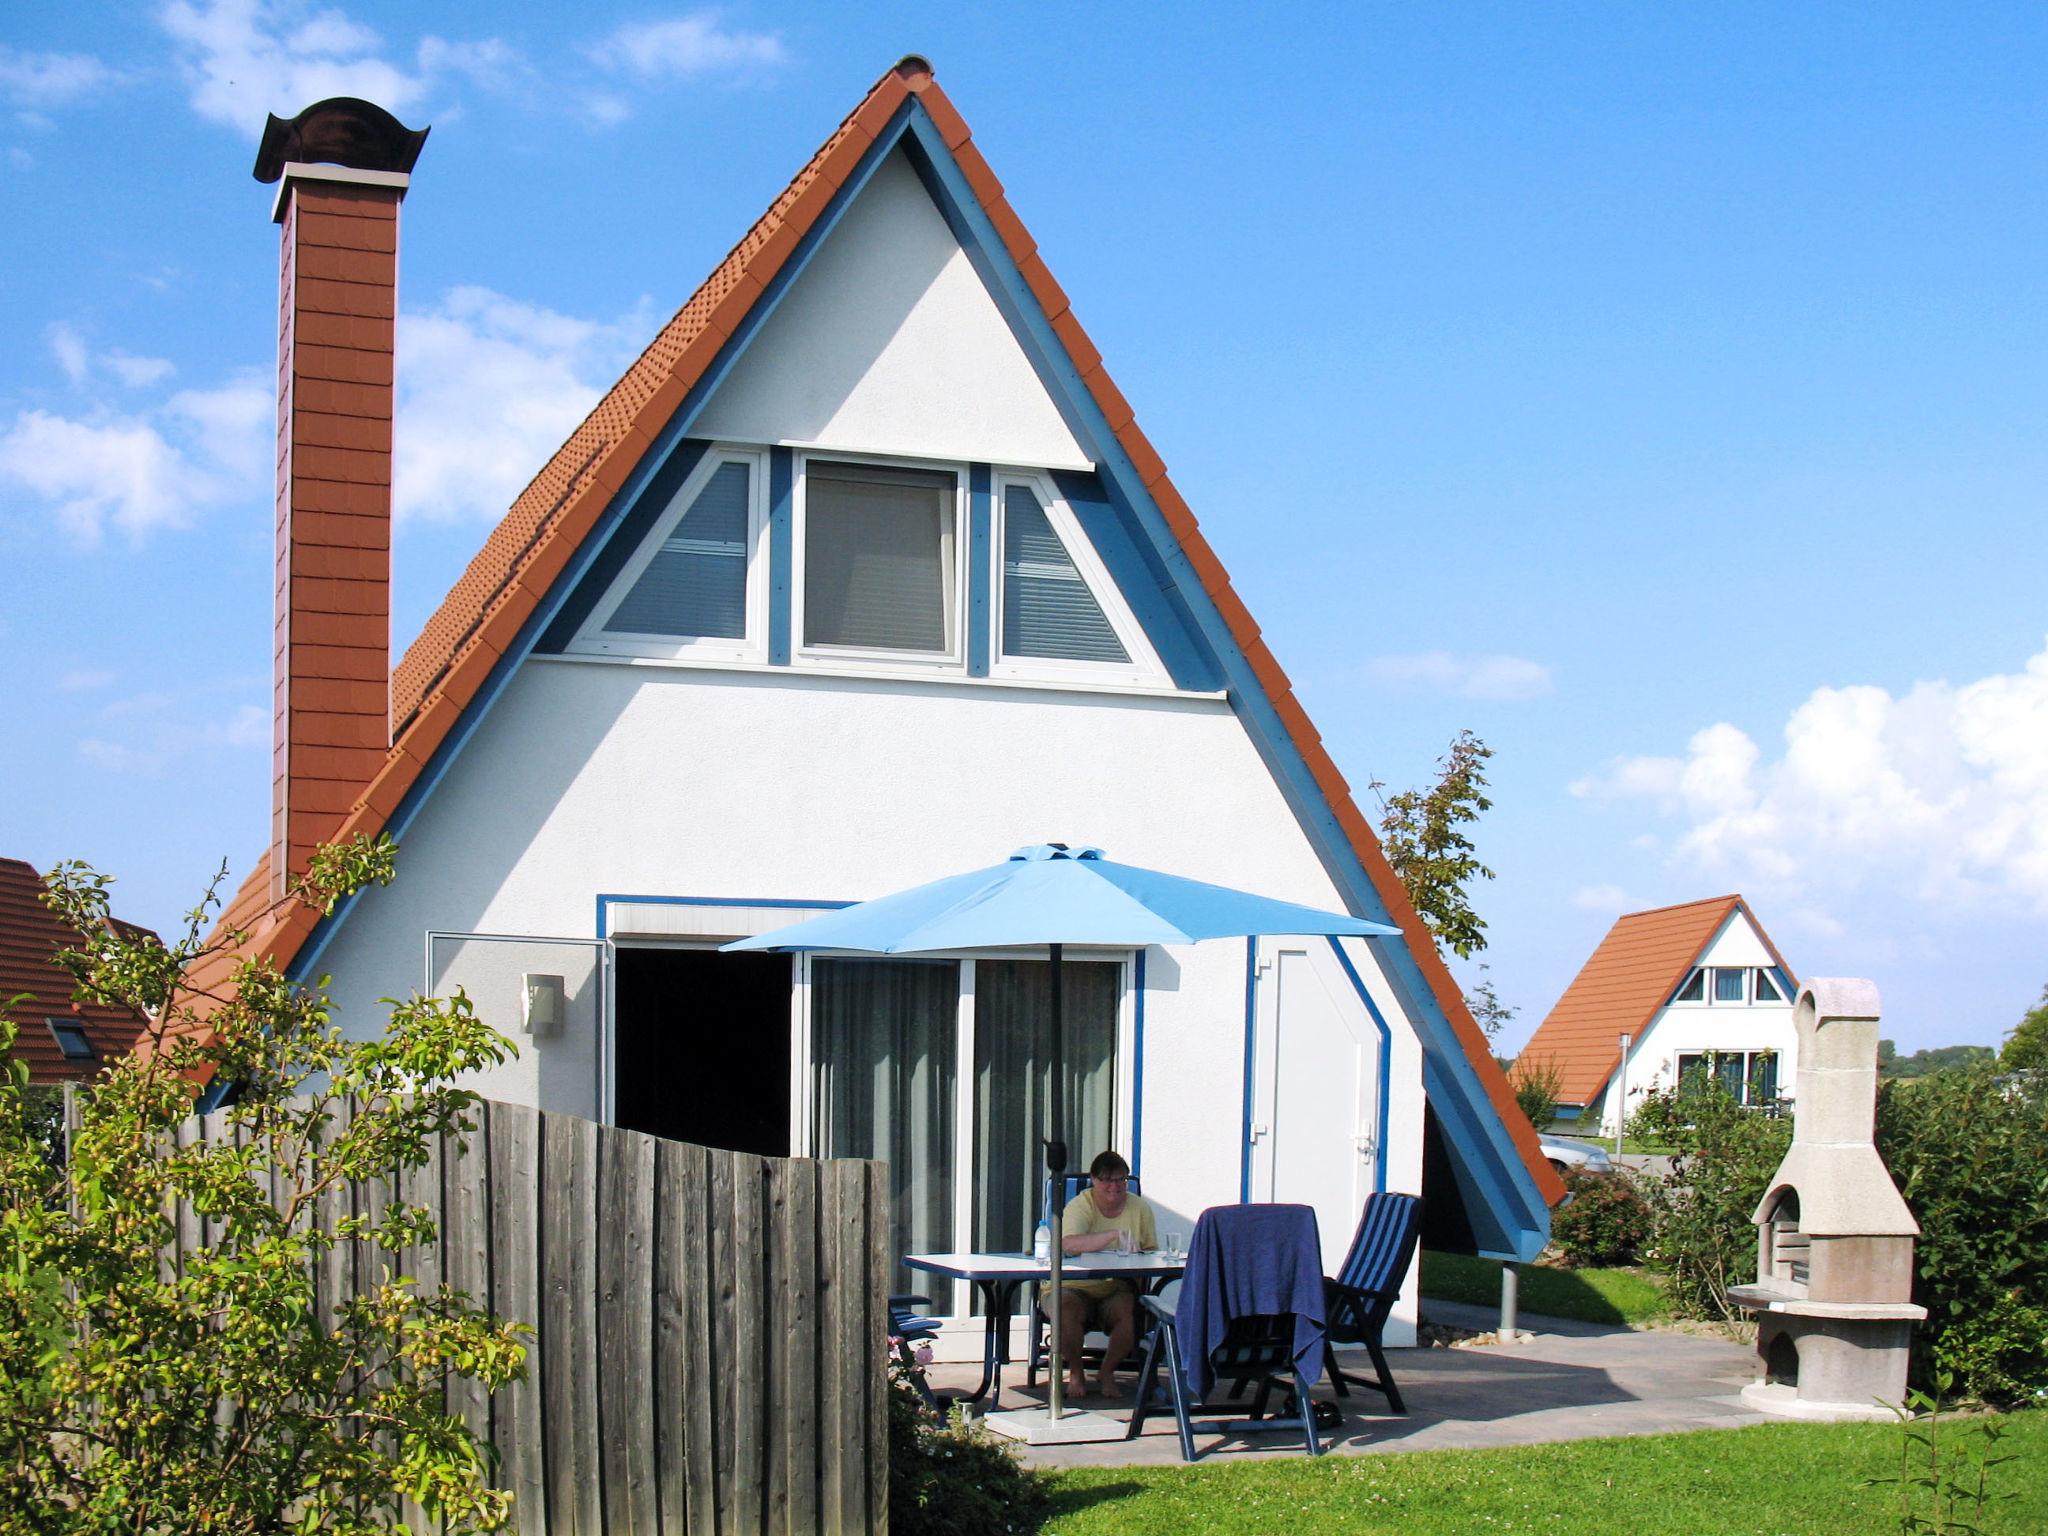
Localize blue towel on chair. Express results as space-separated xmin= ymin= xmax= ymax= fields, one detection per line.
xmin=1176 ymin=1203 xmax=1326 ymax=1402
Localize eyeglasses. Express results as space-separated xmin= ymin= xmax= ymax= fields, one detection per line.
xmin=1091 ymin=1174 xmax=1129 ymax=1187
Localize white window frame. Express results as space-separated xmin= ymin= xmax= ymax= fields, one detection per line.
xmin=570 ymin=445 xmax=771 ymax=663
xmin=990 ymin=469 xmax=1170 ymax=689
xmin=792 ymin=450 xmax=970 ymax=673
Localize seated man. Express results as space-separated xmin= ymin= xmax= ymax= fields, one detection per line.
xmin=1045 ymin=1150 xmax=1157 ymax=1400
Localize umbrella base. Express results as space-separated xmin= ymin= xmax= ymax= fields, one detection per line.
xmin=983 ymin=1406 xmax=1126 ymax=1444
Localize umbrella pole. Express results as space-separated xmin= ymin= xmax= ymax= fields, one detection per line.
xmin=1045 ymin=942 xmax=1067 ymax=1420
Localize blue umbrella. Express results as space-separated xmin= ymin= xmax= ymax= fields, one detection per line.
xmin=724 ymin=843 xmax=1397 ymax=1423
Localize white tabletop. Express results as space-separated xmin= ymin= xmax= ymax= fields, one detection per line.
xmin=904 ymin=1250 xmax=1185 ymax=1282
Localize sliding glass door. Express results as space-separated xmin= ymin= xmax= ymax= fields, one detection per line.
xmin=810 ymin=958 xmax=959 ymax=1292
xmin=806 ymin=953 xmax=1124 ymax=1307
xmin=971 ymin=959 xmax=1120 ymax=1256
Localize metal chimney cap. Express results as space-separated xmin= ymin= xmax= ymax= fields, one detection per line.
xmin=253 ymin=97 xmax=429 ymax=183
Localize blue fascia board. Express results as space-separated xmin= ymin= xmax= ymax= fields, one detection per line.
xmin=900 ymin=101 xmax=1550 ymax=1254
xmin=288 ymin=102 xmax=919 ymax=987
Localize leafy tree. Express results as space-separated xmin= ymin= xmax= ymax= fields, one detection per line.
xmin=1464 ymin=963 xmax=1517 ymax=1042
xmin=1374 ymin=728 xmax=1497 ymax=959
xmin=2000 ymin=985 xmax=2048 ymax=1073
xmin=1883 ymin=1043 xmax=1997 ymax=1080
xmin=0 ymin=838 xmax=528 ymax=1533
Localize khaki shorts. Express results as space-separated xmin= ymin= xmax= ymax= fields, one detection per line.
xmin=1042 ymin=1283 xmax=1135 ymax=1331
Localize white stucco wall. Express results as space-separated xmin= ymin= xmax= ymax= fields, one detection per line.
xmin=691 ymin=149 xmax=1091 ymax=470
xmin=309 ymin=657 xmax=1432 ymax=1343
xmin=1598 ymin=910 xmax=1797 ymax=1132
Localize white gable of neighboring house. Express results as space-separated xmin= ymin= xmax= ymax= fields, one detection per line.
xmin=692 ymin=148 xmax=1092 ymax=471
xmin=1601 ymin=906 xmax=1798 ymax=1132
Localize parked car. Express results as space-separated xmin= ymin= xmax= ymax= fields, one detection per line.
xmin=1538 ymin=1133 xmax=1614 ymax=1176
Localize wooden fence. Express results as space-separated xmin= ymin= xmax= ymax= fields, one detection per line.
xmin=167 ymin=1100 xmax=891 ymax=1535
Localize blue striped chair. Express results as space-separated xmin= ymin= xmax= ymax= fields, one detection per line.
xmin=1322 ymin=1191 xmax=1424 ymax=1413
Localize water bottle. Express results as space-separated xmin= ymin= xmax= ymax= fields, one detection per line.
xmin=1033 ymin=1220 xmax=1051 ymax=1264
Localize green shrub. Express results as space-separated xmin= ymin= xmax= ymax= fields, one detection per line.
xmin=1635 ymin=1077 xmax=1791 ymax=1322
xmin=888 ymin=1371 xmax=1048 ymax=1535
xmin=1551 ymin=1165 xmax=1654 ymax=1267
xmin=1510 ymin=1056 xmax=1563 ymax=1133
xmin=1876 ymin=1070 xmax=2048 ymax=1405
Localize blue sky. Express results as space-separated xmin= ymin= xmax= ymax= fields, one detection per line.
xmin=3 ymin=2 xmax=2044 ymax=1055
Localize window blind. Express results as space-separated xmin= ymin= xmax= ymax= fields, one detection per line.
xmin=804 ymin=464 xmax=955 ymax=652
xmin=1000 ymin=484 xmax=1129 ymax=663
xmin=604 ymin=460 xmax=750 ymax=638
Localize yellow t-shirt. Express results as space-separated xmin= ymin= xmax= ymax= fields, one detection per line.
xmin=1059 ymin=1188 xmax=1157 ymax=1299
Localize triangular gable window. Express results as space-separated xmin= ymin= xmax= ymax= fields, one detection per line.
xmin=576 ymin=448 xmax=767 ymax=660
xmin=993 ymin=475 xmax=1163 ymax=684
xmin=1673 ymin=968 xmax=1705 ymax=1003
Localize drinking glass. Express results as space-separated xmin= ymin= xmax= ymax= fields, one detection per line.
xmin=1165 ymin=1230 xmax=1184 ymax=1260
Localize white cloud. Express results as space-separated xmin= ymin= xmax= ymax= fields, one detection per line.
xmin=6 ymin=147 xmax=31 ymax=170
xmin=586 ymin=13 xmax=787 ymax=81
xmin=47 ymin=323 xmax=177 ymax=389
xmin=1362 ymin=651 xmax=1555 ymax=701
xmin=0 ymin=46 xmax=121 ymax=109
xmin=394 ymin=285 xmax=652 ymax=522
xmin=1574 ymin=643 xmax=2048 ymax=914
xmin=48 ymin=323 xmax=89 ymax=384
xmin=57 ymin=667 xmax=116 ymax=691
xmin=77 ymin=684 xmax=266 ymax=775
xmin=159 ymin=0 xmax=512 ymax=131
xmin=104 ymin=352 xmax=177 ymax=388
xmin=1571 ymin=883 xmax=1631 ymax=914
xmin=0 ymin=374 xmax=268 ymax=545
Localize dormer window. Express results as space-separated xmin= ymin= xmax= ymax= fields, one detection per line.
xmin=581 ymin=446 xmax=769 ymax=660
xmin=798 ymin=458 xmax=963 ymax=663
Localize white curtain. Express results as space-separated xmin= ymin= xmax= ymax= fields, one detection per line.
xmin=971 ymin=959 xmax=1119 ymax=1263
xmin=810 ymin=958 xmax=959 ymax=1291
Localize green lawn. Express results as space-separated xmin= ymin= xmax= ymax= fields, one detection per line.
xmin=1419 ymin=1250 xmax=1669 ymax=1326
xmin=1041 ymin=1411 xmax=2045 ymax=1535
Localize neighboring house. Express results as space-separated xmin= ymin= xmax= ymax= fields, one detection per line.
xmin=1521 ymin=895 xmax=1798 ymax=1136
xmin=0 ymin=856 xmax=152 ymax=1083
xmin=193 ymin=60 xmax=1560 ymax=1350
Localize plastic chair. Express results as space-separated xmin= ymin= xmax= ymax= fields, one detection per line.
xmin=1024 ymin=1173 xmax=1145 ymax=1388
xmin=1322 ymin=1191 xmax=1424 ymax=1413
xmin=1124 ymin=1204 xmax=1327 ymax=1460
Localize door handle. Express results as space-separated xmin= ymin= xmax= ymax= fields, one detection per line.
xmin=1249 ymin=1123 xmax=1270 ymax=1142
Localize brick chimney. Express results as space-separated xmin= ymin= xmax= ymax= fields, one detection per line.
xmin=254 ymin=99 xmax=428 ymax=902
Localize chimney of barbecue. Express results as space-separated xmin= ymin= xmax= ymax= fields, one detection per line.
xmin=254 ymin=99 xmax=427 ymax=902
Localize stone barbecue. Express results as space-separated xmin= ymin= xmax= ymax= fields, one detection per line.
xmin=1729 ymin=978 xmax=1923 ymax=1420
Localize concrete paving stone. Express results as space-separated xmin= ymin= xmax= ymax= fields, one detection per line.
xmin=920 ymin=1311 xmax=1769 ymax=1470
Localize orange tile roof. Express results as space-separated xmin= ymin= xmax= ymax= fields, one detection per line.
xmin=0 ymin=856 xmax=154 ymax=1083
xmin=202 ymin=57 xmax=1562 ymax=1209
xmin=1518 ymin=895 xmax=1794 ymax=1106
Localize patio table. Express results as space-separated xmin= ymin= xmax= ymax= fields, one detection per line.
xmin=903 ymin=1250 xmax=1186 ymax=1409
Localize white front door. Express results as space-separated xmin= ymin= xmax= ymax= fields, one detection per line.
xmin=1248 ymin=939 xmax=1380 ymax=1272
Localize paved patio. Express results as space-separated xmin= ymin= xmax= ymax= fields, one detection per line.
xmin=927 ymin=1301 xmax=1769 ymax=1468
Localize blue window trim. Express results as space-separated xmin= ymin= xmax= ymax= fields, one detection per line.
xmin=283 ymin=94 xmax=1548 ymax=1260
xmin=1324 ymin=936 xmax=1395 ymax=1195
xmin=768 ymin=447 xmax=795 ymax=663
xmin=1130 ymin=946 xmax=1148 ymax=1180
xmin=967 ymin=463 xmax=992 ymax=675
xmin=1239 ymin=937 xmax=1257 ymax=1203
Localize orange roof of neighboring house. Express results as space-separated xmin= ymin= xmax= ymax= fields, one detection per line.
xmin=1518 ymin=895 xmax=1794 ymax=1106
xmin=0 ymin=856 xmax=154 ymax=1083
xmin=197 ymin=57 xmax=1562 ymax=1210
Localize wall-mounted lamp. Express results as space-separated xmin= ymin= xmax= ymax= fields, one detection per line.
xmin=523 ymin=973 xmax=566 ymax=1037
